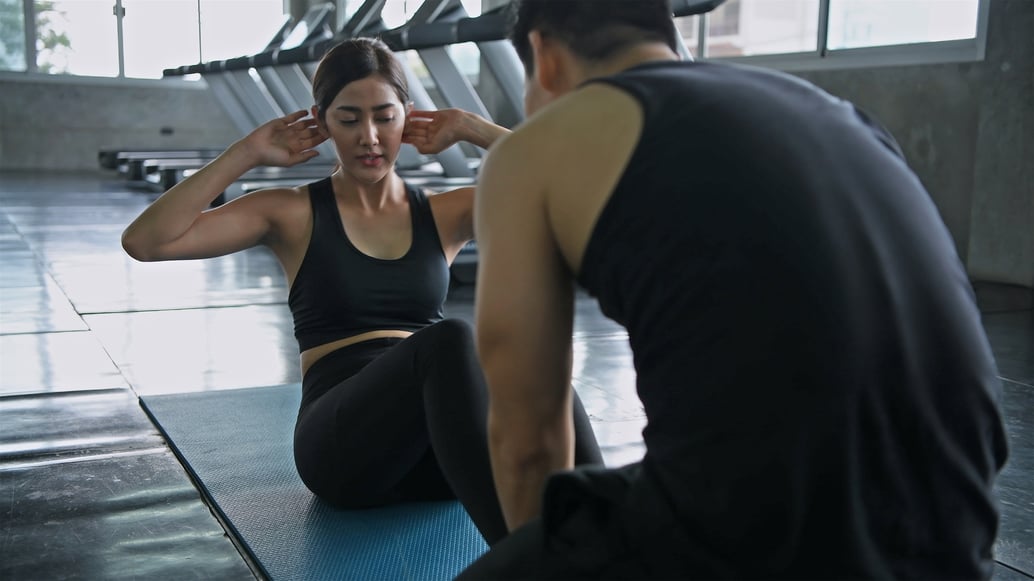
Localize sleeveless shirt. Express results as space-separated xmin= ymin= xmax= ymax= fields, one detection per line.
xmin=288 ymin=177 xmax=449 ymax=352
xmin=575 ymin=61 xmax=1006 ymax=578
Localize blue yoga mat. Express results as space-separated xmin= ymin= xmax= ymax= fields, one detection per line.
xmin=141 ymin=384 xmax=488 ymax=580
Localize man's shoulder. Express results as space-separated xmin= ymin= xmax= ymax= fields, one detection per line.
xmin=503 ymin=85 xmax=643 ymax=158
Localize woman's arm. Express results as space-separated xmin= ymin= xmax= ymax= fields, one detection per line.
xmin=122 ymin=110 xmax=325 ymax=262
xmin=403 ymin=108 xmax=510 ymax=153
xmin=407 ymin=109 xmax=511 ymax=248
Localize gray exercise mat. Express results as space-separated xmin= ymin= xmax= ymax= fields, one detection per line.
xmin=140 ymin=384 xmax=488 ymax=580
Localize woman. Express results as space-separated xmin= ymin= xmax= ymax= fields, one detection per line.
xmin=122 ymin=38 xmax=603 ymax=546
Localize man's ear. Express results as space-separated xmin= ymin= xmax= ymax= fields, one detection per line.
xmin=528 ymin=30 xmax=561 ymax=94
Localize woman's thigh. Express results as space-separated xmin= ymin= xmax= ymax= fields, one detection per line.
xmin=294 ymin=322 xmax=476 ymax=506
xmin=293 ymin=341 xmax=431 ymax=503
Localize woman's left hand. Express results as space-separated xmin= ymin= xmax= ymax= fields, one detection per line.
xmin=403 ymin=108 xmax=469 ymax=155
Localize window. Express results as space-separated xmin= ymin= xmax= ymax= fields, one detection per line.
xmin=122 ymin=0 xmax=198 ymax=79
xmin=197 ymin=1 xmax=286 ymax=63
xmin=0 ymin=0 xmax=27 ymax=71
xmin=705 ymin=0 xmax=819 ymax=58
xmin=673 ymin=14 xmax=700 ymax=59
xmin=678 ymin=0 xmax=987 ymax=69
xmin=827 ymin=0 xmax=980 ymax=50
xmin=36 ymin=0 xmax=118 ymax=76
xmin=2 ymin=0 xmax=285 ymax=79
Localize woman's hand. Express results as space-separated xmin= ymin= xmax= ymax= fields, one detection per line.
xmin=238 ymin=110 xmax=328 ymax=167
xmin=405 ymin=108 xmax=512 ymax=152
xmin=403 ymin=108 xmax=469 ymax=155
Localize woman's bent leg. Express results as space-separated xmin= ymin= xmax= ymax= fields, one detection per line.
xmin=411 ymin=319 xmax=604 ymax=544
xmin=294 ymin=319 xmax=604 ymax=546
xmin=572 ymin=394 xmax=604 ymax=466
xmin=406 ymin=319 xmax=509 ymax=544
xmin=294 ymin=339 xmax=440 ymax=508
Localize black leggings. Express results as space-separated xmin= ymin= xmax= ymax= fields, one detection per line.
xmin=293 ymin=319 xmax=603 ymax=546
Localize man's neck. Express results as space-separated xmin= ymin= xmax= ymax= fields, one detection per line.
xmin=578 ymin=43 xmax=680 ymax=84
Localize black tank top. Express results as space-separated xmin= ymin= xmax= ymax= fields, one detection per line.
xmin=288 ymin=177 xmax=448 ymax=352
xmin=578 ymin=61 xmax=1006 ymax=577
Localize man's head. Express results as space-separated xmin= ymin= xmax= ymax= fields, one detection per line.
xmin=510 ymin=0 xmax=678 ymax=113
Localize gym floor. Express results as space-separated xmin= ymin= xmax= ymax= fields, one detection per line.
xmin=1 ymin=171 xmax=1031 ymax=580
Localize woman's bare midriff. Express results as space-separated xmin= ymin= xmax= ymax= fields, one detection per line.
xmin=300 ymin=329 xmax=414 ymax=376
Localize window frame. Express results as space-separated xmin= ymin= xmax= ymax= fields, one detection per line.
xmin=5 ymin=0 xmax=992 ymax=80
xmin=689 ymin=0 xmax=991 ymax=71
xmin=6 ymin=0 xmax=287 ymax=80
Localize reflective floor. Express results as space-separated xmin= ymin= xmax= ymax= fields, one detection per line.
xmin=1 ymin=171 xmax=1031 ymax=580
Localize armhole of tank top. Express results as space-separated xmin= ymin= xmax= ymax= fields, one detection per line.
xmin=405 ymin=183 xmax=447 ymax=257
xmin=310 ymin=177 xmax=331 ymax=210
xmin=583 ymin=77 xmax=649 ymax=120
xmin=289 ymin=179 xmax=327 ymax=298
xmin=404 ymin=182 xmax=426 ymax=228
xmin=572 ymin=79 xmax=645 ymax=291
xmin=308 ymin=177 xmax=336 ymax=234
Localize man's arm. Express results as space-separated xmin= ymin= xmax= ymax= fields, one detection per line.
xmin=474 ymin=132 xmax=576 ymax=532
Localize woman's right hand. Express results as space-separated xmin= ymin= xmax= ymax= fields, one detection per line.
xmin=239 ymin=110 xmax=329 ymax=167
xmin=122 ymin=110 xmax=325 ymax=262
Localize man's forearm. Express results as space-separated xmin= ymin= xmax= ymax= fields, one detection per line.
xmin=488 ymin=409 xmax=573 ymax=531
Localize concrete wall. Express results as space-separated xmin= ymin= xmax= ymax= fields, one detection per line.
xmin=0 ymin=75 xmax=239 ymax=172
xmin=794 ymin=0 xmax=1033 ymax=287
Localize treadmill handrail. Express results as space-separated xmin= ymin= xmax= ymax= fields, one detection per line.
xmin=166 ymin=3 xmax=335 ymax=75
xmin=264 ymin=0 xmax=390 ymax=67
xmin=672 ymin=0 xmax=727 ymax=17
xmin=161 ymin=0 xmax=725 ymax=78
xmin=269 ymin=0 xmax=465 ymax=67
xmin=340 ymin=0 xmax=387 ymax=38
xmin=378 ymin=0 xmax=725 ymax=52
xmin=381 ymin=6 xmax=509 ymax=51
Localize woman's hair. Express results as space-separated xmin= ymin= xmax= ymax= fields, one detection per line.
xmin=509 ymin=0 xmax=678 ymax=77
xmin=311 ymin=37 xmax=409 ymax=120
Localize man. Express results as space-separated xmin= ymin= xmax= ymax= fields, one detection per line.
xmin=465 ymin=0 xmax=1008 ymax=578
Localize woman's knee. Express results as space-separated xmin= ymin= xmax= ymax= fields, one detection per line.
xmin=412 ymin=319 xmax=478 ymax=367
xmin=419 ymin=318 xmax=475 ymax=347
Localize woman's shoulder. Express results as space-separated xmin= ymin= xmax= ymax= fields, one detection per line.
xmin=230 ymin=182 xmax=315 ymax=231
xmin=230 ymin=182 xmax=303 ymax=209
xmin=423 ymin=184 xmax=475 ymax=212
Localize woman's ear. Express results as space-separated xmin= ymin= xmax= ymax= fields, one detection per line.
xmin=311 ymin=105 xmax=325 ymax=129
xmin=406 ymin=101 xmax=415 ymax=115
xmin=311 ymin=105 xmax=330 ymax=141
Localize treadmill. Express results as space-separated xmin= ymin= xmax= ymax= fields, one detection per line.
xmin=151 ymin=0 xmax=464 ymax=194
xmin=232 ymin=0 xmax=482 ymax=196
xmin=140 ymin=5 xmax=340 ymax=192
xmin=97 ymin=15 xmax=296 ymax=179
xmin=381 ymin=2 xmax=525 ymax=127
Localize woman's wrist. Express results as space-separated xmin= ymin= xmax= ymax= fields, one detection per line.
xmin=223 ymin=139 xmax=263 ymax=171
xmin=462 ymin=110 xmax=508 ymax=149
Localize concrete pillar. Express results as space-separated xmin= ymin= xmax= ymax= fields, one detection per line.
xmin=967 ymin=0 xmax=1034 ymax=287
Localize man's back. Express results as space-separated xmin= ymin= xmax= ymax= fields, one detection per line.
xmin=560 ymin=60 xmax=1008 ymax=577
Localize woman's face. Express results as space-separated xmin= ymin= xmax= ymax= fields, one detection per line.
xmin=320 ymin=75 xmax=407 ymax=184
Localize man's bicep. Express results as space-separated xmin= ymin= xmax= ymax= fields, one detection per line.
xmin=475 ymin=144 xmax=574 ymax=409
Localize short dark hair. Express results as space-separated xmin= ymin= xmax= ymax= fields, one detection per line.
xmin=311 ymin=38 xmax=409 ymax=121
xmin=509 ymin=0 xmax=677 ymax=76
